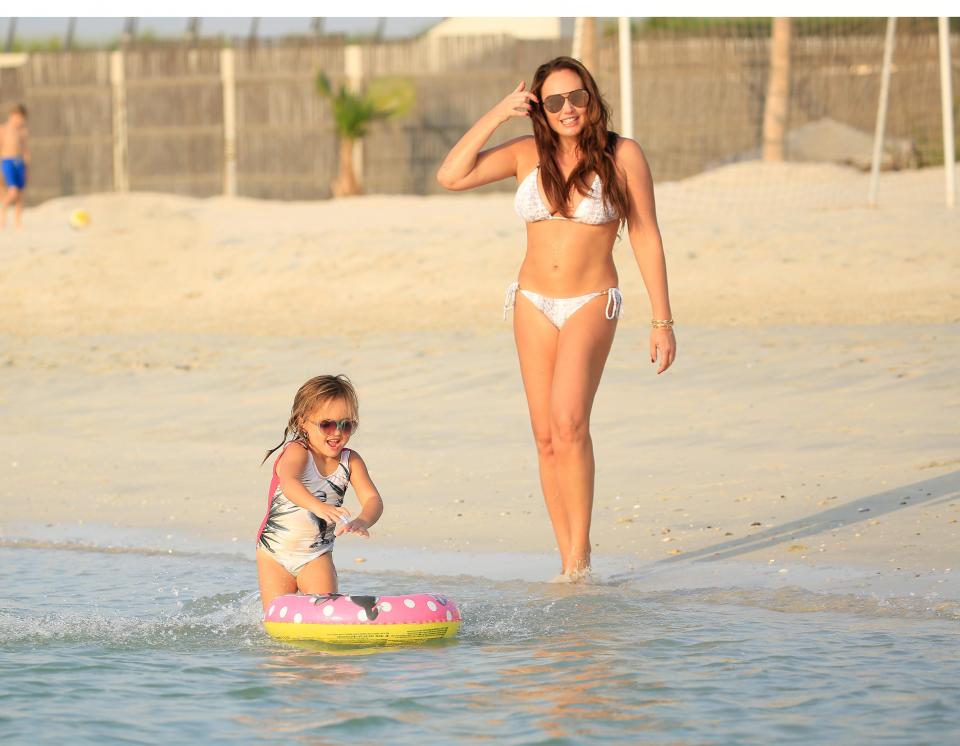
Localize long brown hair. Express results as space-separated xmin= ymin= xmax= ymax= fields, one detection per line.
xmin=261 ymin=374 xmax=359 ymax=465
xmin=529 ymin=56 xmax=629 ymax=224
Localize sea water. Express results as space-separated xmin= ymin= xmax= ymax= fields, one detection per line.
xmin=2 ymin=540 xmax=959 ymax=745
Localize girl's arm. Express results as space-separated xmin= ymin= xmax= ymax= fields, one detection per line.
xmin=617 ymin=138 xmax=677 ymax=374
xmin=341 ymin=451 xmax=383 ymax=537
xmin=436 ymin=82 xmax=538 ymax=191
xmin=275 ymin=445 xmax=352 ymax=524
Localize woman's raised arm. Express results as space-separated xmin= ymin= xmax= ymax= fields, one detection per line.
xmin=436 ymin=82 xmax=538 ymax=191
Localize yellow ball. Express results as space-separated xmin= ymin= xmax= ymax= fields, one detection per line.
xmin=69 ymin=209 xmax=91 ymax=229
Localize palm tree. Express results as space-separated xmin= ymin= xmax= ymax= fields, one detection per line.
xmin=316 ymin=72 xmax=414 ymax=196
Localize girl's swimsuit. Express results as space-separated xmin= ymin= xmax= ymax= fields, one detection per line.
xmin=256 ymin=441 xmax=352 ymax=576
xmin=507 ymin=165 xmax=623 ymax=329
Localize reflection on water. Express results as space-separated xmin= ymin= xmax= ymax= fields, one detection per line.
xmin=2 ymin=546 xmax=959 ymax=744
xmin=496 ymin=635 xmax=653 ymax=739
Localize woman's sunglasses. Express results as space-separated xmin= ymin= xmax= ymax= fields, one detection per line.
xmin=311 ymin=418 xmax=358 ymax=436
xmin=542 ymin=88 xmax=590 ymax=114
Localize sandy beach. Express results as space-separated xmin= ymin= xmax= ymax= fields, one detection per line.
xmin=1 ymin=161 xmax=958 ymax=584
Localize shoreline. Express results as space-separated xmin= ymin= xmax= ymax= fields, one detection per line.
xmin=4 ymin=522 xmax=959 ymax=618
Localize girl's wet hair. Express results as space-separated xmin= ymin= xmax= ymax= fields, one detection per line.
xmin=262 ymin=374 xmax=359 ymax=464
xmin=529 ymin=56 xmax=631 ymax=226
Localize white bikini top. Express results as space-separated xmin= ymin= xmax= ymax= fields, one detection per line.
xmin=514 ymin=166 xmax=618 ymax=225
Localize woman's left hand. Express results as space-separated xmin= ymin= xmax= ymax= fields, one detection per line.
xmin=337 ymin=517 xmax=370 ymax=537
xmin=650 ymin=328 xmax=676 ymax=374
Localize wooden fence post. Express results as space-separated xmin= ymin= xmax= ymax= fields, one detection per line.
xmin=345 ymin=44 xmax=363 ymax=187
xmin=221 ymin=47 xmax=238 ymax=197
xmin=109 ymin=49 xmax=129 ymax=192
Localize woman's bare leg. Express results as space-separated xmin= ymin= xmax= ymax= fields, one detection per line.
xmin=513 ymin=293 xmax=568 ymax=569
xmin=550 ymin=296 xmax=617 ymax=575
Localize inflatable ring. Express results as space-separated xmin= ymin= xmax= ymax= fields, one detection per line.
xmin=263 ymin=593 xmax=462 ymax=645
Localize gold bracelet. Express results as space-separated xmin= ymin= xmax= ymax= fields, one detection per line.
xmin=651 ymin=319 xmax=674 ymax=328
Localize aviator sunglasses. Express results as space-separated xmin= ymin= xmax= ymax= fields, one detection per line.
xmin=542 ymin=88 xmax=590 ymax=114
xmin=311 ymin=417 xmax=358 ymax=436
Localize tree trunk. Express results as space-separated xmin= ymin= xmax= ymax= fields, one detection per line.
xmin=762 ymin=18 xmax=792 ymax=162
xmin=581 ymin=18 xmax=596 ymax=73
xmin=332 ymin=136 xmax=362 ymax=197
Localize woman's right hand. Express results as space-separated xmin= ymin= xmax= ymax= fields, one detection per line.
xmin=490 ymin=81 xmax=538 ymax=124
xmin=313 ymin=503 xmax=351 ymax=528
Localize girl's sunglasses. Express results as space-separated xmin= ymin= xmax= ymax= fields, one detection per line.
xmin=542 ymin=88 xmax=590 ymax=114
xmin=312 ymin=418 xmax=358 ymax=436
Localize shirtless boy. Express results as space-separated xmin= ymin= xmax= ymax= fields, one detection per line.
xmin=1 ymin=104 xmax=30 ymax=229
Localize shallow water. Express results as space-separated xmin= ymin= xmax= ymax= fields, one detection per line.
xmin=2 ymin=543 xmax=959 ymax=744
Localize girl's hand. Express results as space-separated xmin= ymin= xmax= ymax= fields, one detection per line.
xmin=313 ymin=503 xmax=351 ymax=529
xmin=336 ymin=517 xmax=370 ymax=538
xmin=650 ymin=328 xmax=676 ymax=374
xmin=490 ymin=81 xmax=538 ymax=124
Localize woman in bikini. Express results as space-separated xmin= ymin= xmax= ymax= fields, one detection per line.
xmin=437 ymin=56 xmax=675 ymax=580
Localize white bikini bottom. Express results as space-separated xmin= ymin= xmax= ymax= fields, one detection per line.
xmin=503 ymin=282 xmax=622 ymax=329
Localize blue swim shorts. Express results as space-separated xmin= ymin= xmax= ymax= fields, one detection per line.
xmin=2 ymin=158 xmax=26 ymax=189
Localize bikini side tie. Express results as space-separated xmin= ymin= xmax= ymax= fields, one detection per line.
xmin=503 ymin=281 xmax=519 ymax=320
xmin=605 ymin=287 xmax=623 ymax=320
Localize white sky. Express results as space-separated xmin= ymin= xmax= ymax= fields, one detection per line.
xmin=0 ymin=18 xmax=444 ymax=43
xmin=3 ymin=8 xmax=956 ymax=44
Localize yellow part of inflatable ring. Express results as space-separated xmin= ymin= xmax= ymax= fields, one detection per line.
xmin=263 ymin=592 xmax=462 ymax=646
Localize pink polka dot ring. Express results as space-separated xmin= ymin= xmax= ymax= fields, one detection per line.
xmin=263 ymin=593 xmax=462 ymax=645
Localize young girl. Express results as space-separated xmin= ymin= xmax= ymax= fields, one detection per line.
xmin=256 ymin=374 xmax=383 ymax=611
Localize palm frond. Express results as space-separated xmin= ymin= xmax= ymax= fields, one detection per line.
xmin=315 ymin=70 xmax=416 ymax=140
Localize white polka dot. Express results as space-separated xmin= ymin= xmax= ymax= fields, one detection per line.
xmin=357 ymin=609 xmax=368 ymax=621
xmin=279 ymin=606 xmax=288 ymax=618
xmin=293 ymin=613 xmax=303 ymax=624
xmin=323 ymin=605 xmax=334 ymax=617
xmin=446 ymin=610 xmax=453 ymax=621
xmin=268 ymin=605 xmax=275 ymax=617
xmin=379 ymin=601 xmax=392 ymax=612
xmin=403 ymin=599 xmax=416 ymax=609
xmin=427 ymin=601 xmax=437 ymax=612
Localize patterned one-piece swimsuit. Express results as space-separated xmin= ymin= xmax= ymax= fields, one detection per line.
xmin=256 ymin=442 xmax=351 ymax=575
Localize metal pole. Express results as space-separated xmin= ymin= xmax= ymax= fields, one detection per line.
xmin=618 ymin=17 xmax=634 ymax=139
xmin=65 ymin=18 xmax=76 ymax=50
xmin=122 ymin=18 xmax=137 ymax=46
xmin=186 ymin=18 xmax=200 ymax=44
xmin=869 ymin=17 xmax=896 ymax=207
xmin=938 ymin=17 xmax=956 ymax=208
xmin=5 ymin=18 xmax=17 ymax=51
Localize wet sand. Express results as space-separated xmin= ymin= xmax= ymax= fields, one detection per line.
xmin=1 ymin=162 xmax=958 ymax=582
